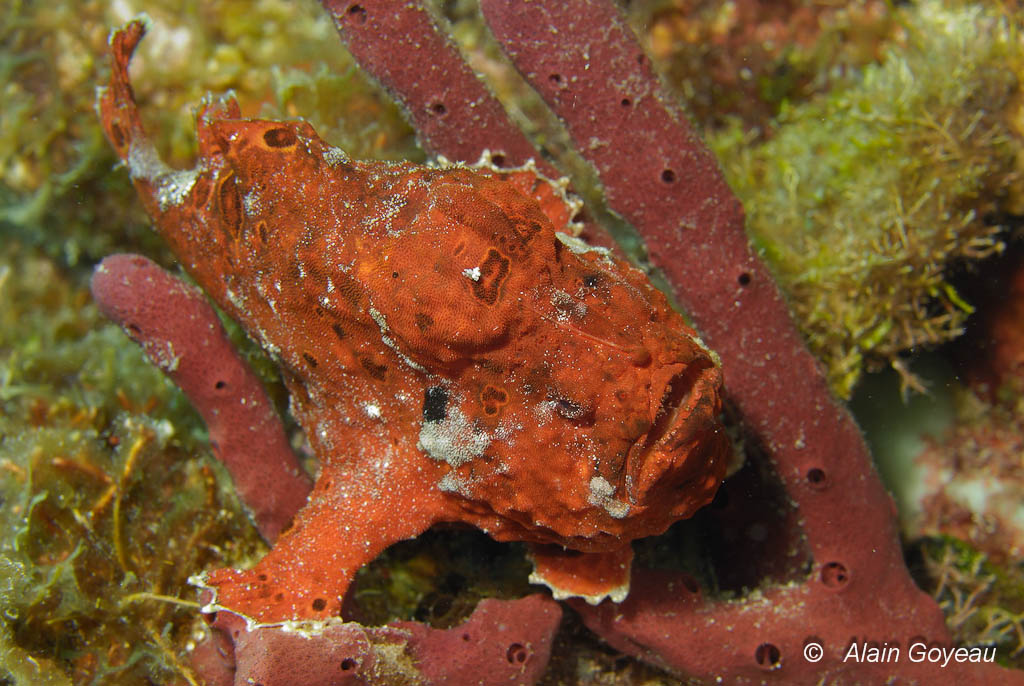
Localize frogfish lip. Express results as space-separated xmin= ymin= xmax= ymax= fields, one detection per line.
xmin=624 ymin=358 xmax=720 ymax=505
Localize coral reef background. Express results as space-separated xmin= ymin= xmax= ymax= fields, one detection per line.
xmin=1 ymin=0 xmax=1022 ymax=684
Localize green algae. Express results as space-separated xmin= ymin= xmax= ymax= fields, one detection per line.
xmin=708 ymin=0 xmax=1024 ymax=398
xmin=624 ymin=0 xmax=905 ymax=134
xmin=0 ymin=252 xmax=267 ymax=685
xmin=269 ymin=61 xmax=420 ymax=162
xmin=915 ymin=536 xmax=1024 ymax=669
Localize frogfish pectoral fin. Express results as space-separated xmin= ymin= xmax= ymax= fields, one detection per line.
xmin=527 ymin=542 xmax=633 ymax=605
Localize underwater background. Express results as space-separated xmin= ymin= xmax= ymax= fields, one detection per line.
xmin=1 ymin=0 xmax=1022 ymax=683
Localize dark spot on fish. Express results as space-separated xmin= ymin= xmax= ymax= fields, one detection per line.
xmin=480 ymin=384 xmax=509 ymax=417
xmin=415 ymin=312 xmax=434 ymax=331
xmin=472 ymin=249 xmax=510 ymax=305
xmin=513 ymin=220 xmax=542 ymax=245
xmin=423 ymin=386 xmax=448 ymax=423
xmin=360 ymin=357 xmax=387 ymax=381
xmin=217 ymin=173 xmax=243 ymax=238
xmin=110 ymin=122 xmax=126 ymax=148
xmin=480 ymin=385 xmax=508 ymax=404
xmin=263 ymin=127 xmax=297 ymax=148
xmin=334 ymin=272 xmax=363 ymax=309
xmin=550 ymin=393 xmax=593 ymax=424
xmin=193 ymin=177 xmax=212 ymax=208
xmin=555 ymin=398 xmax=585 ymax=419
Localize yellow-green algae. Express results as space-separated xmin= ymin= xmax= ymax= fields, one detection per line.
xmin=0 ymin=252 xmax=268 ymax=685
xmin=708 ymin=0 xmax=1024 ymax=397
xmin=624 ymin=0 xmax=907 ymax=134
xmin=917 ymin=536 xmax=1024 ymax=667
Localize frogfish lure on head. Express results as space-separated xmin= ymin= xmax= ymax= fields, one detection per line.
xmin=98 ymin=20 xmax=729 ymax=624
